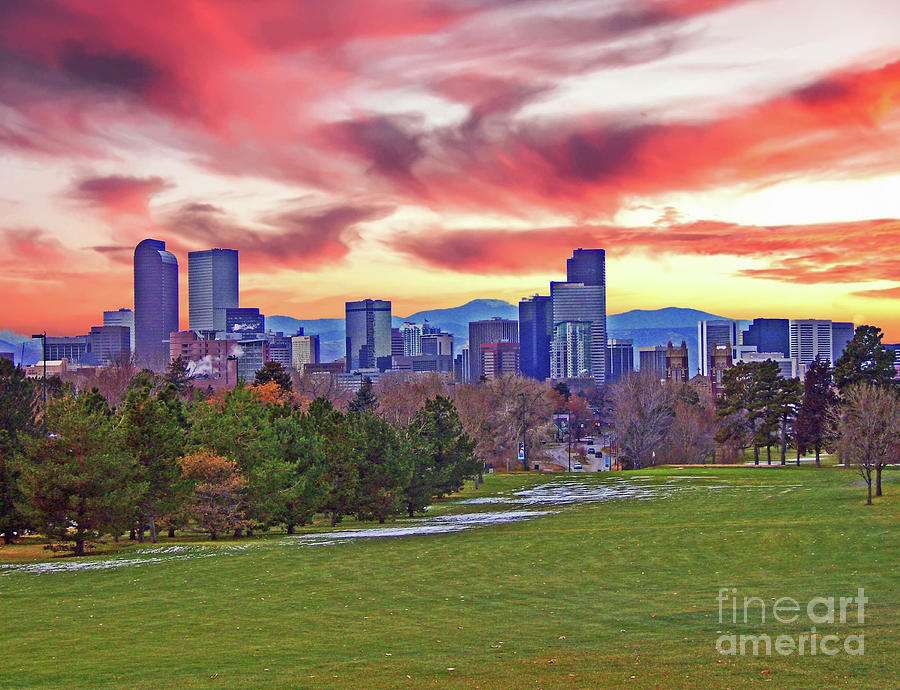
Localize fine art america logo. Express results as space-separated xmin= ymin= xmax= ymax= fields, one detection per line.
xmin=715 ymin=588 xmax=867 ymax=656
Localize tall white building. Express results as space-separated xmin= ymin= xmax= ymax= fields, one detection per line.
xmin=790 ymin=319 xmax=834 ymax=366
xmin=291 ymin=334 xmax=320 ymax=370
xmin=550 ymin=321 xmax=592 ymax=379
xmin=400 ymin=322 xmax=423 ymax=356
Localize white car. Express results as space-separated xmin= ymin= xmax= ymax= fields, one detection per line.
xmin=572 ymin=462 xmax=583 ymax=471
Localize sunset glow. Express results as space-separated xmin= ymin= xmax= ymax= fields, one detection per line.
xmin=1 ymin=0 xmax=899 ymax=336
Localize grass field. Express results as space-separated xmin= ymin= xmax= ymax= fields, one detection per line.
xmin=2 ymin=466 xmax=898 ymax=688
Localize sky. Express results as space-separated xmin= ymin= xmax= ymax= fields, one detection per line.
xmin=1 ymin=0 xmax=900 ymax=338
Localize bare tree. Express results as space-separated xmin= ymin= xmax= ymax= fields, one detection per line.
xmin=829 ymin=383 xmax=900 ymax=504
xmin=661 ymin=394 xmax=717 ymax=464
xmin=452 ymin=376 xmax=556 ymax=472
xmin=375 ymin=372 xmax=448 ymax=426
xmin=612 ymin=371 xmax=673 ymax=470
xmin=291 ymin=370 xmax=351 ymax=409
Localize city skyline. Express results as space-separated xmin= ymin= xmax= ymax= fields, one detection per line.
xmin=1 ymin=1 xmax=899 ymax=338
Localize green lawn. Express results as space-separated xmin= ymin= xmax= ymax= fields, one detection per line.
xmin=2 ymin=466 xmax=898 ymax=688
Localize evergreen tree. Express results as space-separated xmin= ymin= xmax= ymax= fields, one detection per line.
xmin=796 ymin=357 xmax=837 ymax=467
xmin=772 ymin=377 xmax=803 ymax=466
xmin=717 ymin=361 xmax=780 ymax=465
xmin=348 ymin=377 xmax=377 ymax=414
xmin=834 ymin=325 xmax=896 ymax=392
xmin=254 ymin=361 xmax=292 ymax=392
xmin=163 ymin=356 xmax=194 ymax=397
xmin=352 ymin=413 xmax=411 ymax=523
xmin=119 ymin=382 xmax=189 ymax=542
xmin=258 ymin=413 xmax=327 ymax=533
xmin=19 ymin=396 xmax=143 ymax=555
xmin=304 ymin=397 xmax=357 ymax=526
xmin=405 ymin=396 xmax=477 ymax=517
xmin=0 ymin=359 xmax=37 ymax=544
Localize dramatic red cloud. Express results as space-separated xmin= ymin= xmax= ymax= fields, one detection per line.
xmin=389 ymin=217 xmax=900 ymax=282
xmin=161 ymin=201 xmax=391 ymax=271
xmin=69 ymin=175 xmax=171 ymax=218
xmin=369 ymin=58 xmax=900 ymax=215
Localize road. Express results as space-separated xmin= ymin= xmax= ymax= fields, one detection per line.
xmin=541 ymin=442 xmax=609 ymax=472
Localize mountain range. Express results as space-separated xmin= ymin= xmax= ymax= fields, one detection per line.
xmin=3 ymin=301 xmax=740 ymax=373
xmin=267 ymin=301 xmax=736 ymax=371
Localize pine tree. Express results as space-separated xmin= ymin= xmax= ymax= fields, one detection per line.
xmin=119 ymin=382 xmax=188 ymax=542
xmin=163 ymin=356 xmax=194 ymax=397
xmin=352 ymin=413 xmax=411 ymax=523
xmin=304 ymin=397 xmax=357 ymax=526
xmin=716 ymin=361 xmax=780 ymax=465
xmin=0 ymin=359 xmax=37 ymax=544
xmin=258 ymin=413 xmax=326 ymax=533
xmin=254 ymin=361 xmax=292 ymax=392
xmin=405 ymin=396 xmax=477 ymax=517
xmin=796 ymin=357 xmax=837 ymax=467
xmin=348 ymin=377 xmax=377 ymax=414
xmin=20 ymin=396 xmax=143 ymax=555
xmin=834 ymin=325 xmax=896 ymax=392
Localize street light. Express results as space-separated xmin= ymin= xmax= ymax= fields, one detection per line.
xmin=517 ymin=392 xmax=527 ymax=471
xmin=30 ymin=332 xmax=47 ymax=413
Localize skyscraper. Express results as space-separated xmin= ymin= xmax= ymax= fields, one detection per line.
xmin=400 ymin=322 xmax=423 ymax=356
xmin=89 ymin=325 xmax=130 ymax=366
xmin=481 ymin=342 xmax=520 ymax=379
xmin=134 ymin=239 xmax=178 ymax=364
xmin=550 ymin=279 xmax=606 ymax=383
xmin=188 ymin=248 xmax=238 ymax=334
xmin=103 ymin=308 xmax=134 ymax=352
xmin=639 ymin=345 xmax=667 ymax=377
xmin=291 ymin=333 xmax=320 ymax=370
xmin=831 ymin=322 xmax=855 ymax=363
xmin=550 ymin=321 xmax=591 ymax=379
xmin=789 ymin=319 xmax=834 ymax=366
xmin=606 ymin=338 xmax=634 ymax=384
xmin=741 ymin=318 xmax=789 ymax=358
xmin=566 ymin=248 xmax=606 ymax=286
xmin=345 ymin=299 xmax=392 ymax=371
xmin=519 ymin=295 xmax=552 ymax=381
xmin=698 ymin=320 xmax=740 ymax=376
xmin=467 ymin=317 xmax=518 ymax=381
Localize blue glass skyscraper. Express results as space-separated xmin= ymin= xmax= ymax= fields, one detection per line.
xmin=188 ymin=248 xmax=238 ymax=334
xmin=519 ymin=295 xmax=552 ymax=381
xmin=134 ymin=239 xmax=179 ymax=365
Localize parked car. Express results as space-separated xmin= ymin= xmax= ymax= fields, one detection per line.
xmin=573 ymin=462 xmax=583 ymax=471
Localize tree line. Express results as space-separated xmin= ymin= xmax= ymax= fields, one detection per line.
xmin=0 ymin=364 xmax=482 ymax=554
xmin=611 ymin=325 xmax=899 ymax=503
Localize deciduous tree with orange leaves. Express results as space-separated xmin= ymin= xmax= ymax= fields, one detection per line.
xmin=179 ymin=451 xmax=248 ymax=540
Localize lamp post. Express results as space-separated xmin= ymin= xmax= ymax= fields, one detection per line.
xmin=30 ymin=332 xmax=47 ymax=413
xmin=517 ymin=392 xmax=528 ymax=471
xmin=567 ymin=411 xmax=572 ymax=472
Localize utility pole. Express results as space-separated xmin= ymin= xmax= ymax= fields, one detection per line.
xmin=30 ymin=332 xmax=47 ymax=414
